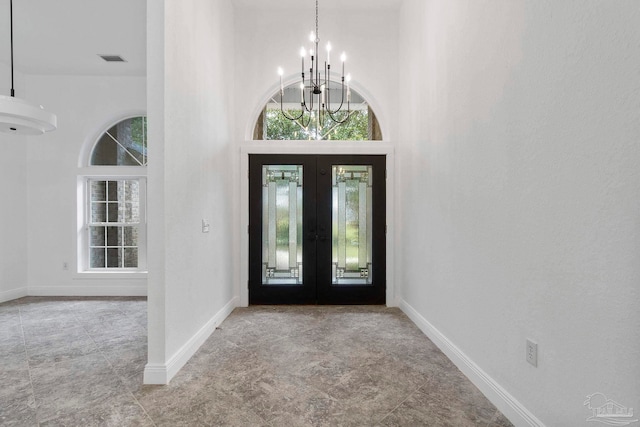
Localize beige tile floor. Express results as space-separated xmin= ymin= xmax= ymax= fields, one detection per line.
xmin=0 ymin=297 xmax=513 ymax=426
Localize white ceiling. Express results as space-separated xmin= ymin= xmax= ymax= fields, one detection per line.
xmin=0 ymin=0 xmax=402 ymax=78
xmin=0 ymin=0 xmax=146 ymax=76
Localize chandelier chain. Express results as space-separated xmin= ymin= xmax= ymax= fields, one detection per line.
xmin=276 ymin=0 xmax=351 ymax=138
xmin=10 ymin=0 xmax=14 ymax=96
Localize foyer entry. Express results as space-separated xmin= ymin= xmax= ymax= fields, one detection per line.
xmin=249 ymin=154 xmax=386 ymax=305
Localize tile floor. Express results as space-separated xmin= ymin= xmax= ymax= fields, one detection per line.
xmin=0 ymin=297 xmax=513 ymax=426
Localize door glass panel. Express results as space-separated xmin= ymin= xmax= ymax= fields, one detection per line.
xmin=332 ymin=165 xmax=373 ymax=285
xmin=262 ymin=165 xmax=303 ymax=285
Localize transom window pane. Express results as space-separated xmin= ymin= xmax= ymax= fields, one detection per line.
xmin=90 ymin=116 xmax=147 ymax=166
xmin=253 ymin=84 xmax=382 ymax=141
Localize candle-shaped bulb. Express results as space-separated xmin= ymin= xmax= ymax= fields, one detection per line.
xmin=341 ymin=52 xmax=346 ymax=63
xmin=278 ymin=67 xmax=284 ymax=94
xmin=310 ymin=49 xmax=314 ymax=57
xmin=278 ymin=67 xmax=284 ymax=76
xmin=300 ymin=47 xmax=306 ymax=58
xmin=326 ymin=42 xmax=332 ymax=64
xmin=309 ymin=31 xmax=315 ymax=42
xmin=346 ymin=73 xmax=351 ymax=83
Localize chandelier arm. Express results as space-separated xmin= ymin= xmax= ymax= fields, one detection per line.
xmin=302 ymin=84 xmax=315 ymax=113
xmin=300 ymin=110 xmax=312 ymax=128
xmin=326 ymin=100 xmax=351 ymax=124
xmin=326 ymin=78 xmax=346 ymax=115
xmin=279 ymin=92 xmax=305 ymax=121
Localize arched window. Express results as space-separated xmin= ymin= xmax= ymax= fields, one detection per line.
xmin=79 ymin=116 xmax=147 ymax=272
xmin=90 ymin=116 xmax=147 ymax=166
xmin=253 ymin=83 xmax=382 ymax=141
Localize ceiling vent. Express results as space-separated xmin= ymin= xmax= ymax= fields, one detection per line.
xmin=98 ymin=55 xmax=126 ymax=62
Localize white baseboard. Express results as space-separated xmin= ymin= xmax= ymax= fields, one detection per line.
xmin=0 ymin=287 xmax=28 ymax=304
xmin=27 ymin=285 xmax=147 ymax=297
xmin=399 ymin=299 xmax=545 ymax=427
xmin=143 ymin=296 xmax=238 ymax=385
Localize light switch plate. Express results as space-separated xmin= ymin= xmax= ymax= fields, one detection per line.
xmin=526 ymin=339 xmax=538 ymax=367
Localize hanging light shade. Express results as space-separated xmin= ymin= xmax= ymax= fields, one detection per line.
xmin=0 ymin=0 xmax=57 ymax=135
xmin=0 ymin=95 xmax=57 ymax=135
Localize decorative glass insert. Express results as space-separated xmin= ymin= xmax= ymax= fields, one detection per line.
xmin=88 ymin=180 xmax=140 ymax=269
xmin=332 ymin=165 xmax=373 ymax=285
xmin=262 ymin=165 xmax=303 ymax=285
xmin=90 ymin=116 xmax=147 ymax=166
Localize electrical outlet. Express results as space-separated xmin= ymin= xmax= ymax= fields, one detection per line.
xmin=202 ymin=219 xmax=210 ymax=233
xmin=526 ymin=339 xmax=538 ymax=367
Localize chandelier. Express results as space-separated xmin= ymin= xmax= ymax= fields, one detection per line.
xmin=0 ymin=0 xmax=57 ymax=135
xmin=277 ymin=0 xmax=351 ymax=136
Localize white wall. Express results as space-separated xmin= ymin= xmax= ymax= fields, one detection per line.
xmin=0 ymin=131 xmax=28 ymax=302
xmin=23 ymin=74 xmax=146 ymax=295
xmin=1 ymin=68 xmax=146 ymax=301
xmin=145 ymin=0 xmax=236 ymax=384
xmin=0 ymin=65 xmax=28 ymax=302
xmin=233 ymin=6 xmax=399 ymax=141
xmin=397 ymin=0 xmax=640 ymax=425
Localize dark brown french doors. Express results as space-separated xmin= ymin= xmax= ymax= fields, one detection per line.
xmin=249 ymin=154 xmax=386 ymax=304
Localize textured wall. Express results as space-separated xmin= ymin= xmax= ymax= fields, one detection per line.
xmin=398 ymin=0 xmax=640 ymax=425
xmin=146 ymin=0 xmax=236 ymax=378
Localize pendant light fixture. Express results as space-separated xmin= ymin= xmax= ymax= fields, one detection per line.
xmin=0 ymin=0 xmax=57 ymax=135
xmin=277 ymin=0 xmax=350 ymax=138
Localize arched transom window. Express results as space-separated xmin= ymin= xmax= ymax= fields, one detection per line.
xmin=91 ymin=116 xmax=147 ymax=166
xmin=253 ymin=83 xmax=381 ymax=141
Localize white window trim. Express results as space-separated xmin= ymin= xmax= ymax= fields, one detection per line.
xmin=77 ymin=173 xmax=147 ymax=275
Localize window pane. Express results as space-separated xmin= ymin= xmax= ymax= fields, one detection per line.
xmin=106 ymin=202 xmax=118 ymax=222
xmin=90 ymin=181 xmax=106 ymax=201
xmin=123 ymin=226 xmax=138 ymax=246
xmin=120 ymin=180 xmax=139 ymax=202
xmin=89 ymin=226 xmax=105 ymax=246
xmin=90 ymin=248 xmax=105 ymax=268
xmin=91 ymin=202 xmax=107 ymax=223
xmin=106 ymin=226 xmax=121 ymax=246
xmin=90 ymin=117 xmax=147 ymax=166
xmin=124 ymin=248 xmax=138 ymax=268
xmin=107 ymin=181 xmax=118 ymax=201
xmin=106 ymin=248 xmax=121 ymax=268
